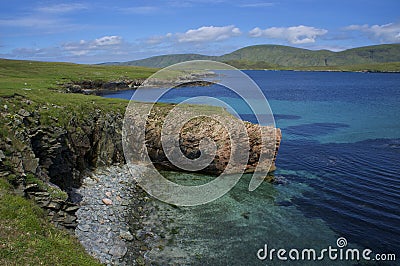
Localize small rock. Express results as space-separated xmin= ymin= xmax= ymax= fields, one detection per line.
xmin=105 ymin=191 xmax=112 ymax=197
xmin=34 ymin=191 xmax=50 ymax=197
xmin=47 ymin=201 xmax=62 ymax=210
xmin=77 ymin=224 xmax=91 ymax=232
xmin=0 ymin=150 xmax=5 ymax=162
xmin=24 ymin=184 xmax=39 ymax=192
xmin=63 ymin=214 xmax=77 ymax=224
xmin=64 ymin=205 xmax=79 ymax=212
xmin=109 ymin=245 xmax=127 ymax=258
xmin=102 ymin=198 xmax=113 ymax=205
xmin=120 ymin=230 xmax=134 ymax=241
xmin=241 ymin=212 xmax=250 ymax=219
xmin=136 ymin=257 xmax=145 ymax=266
xmin=18 ymin=109 xmax=31 ymax=117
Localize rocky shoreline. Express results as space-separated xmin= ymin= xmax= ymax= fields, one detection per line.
xmin=73 ymin=164 xmax=177 ymax=265
xmin=62 ymin=72 xmax=217 ymax=95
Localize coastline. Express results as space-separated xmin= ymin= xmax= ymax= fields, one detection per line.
xmin=262 ymin=68 xmax=400 ymax=73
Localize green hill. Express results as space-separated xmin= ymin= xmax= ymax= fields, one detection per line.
xmin=108 ymin=44 xmax=400 ymax=70
xmin=106 ymin=53 xmax=214 ymax=68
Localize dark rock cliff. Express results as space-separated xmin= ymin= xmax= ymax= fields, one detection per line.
xmin=0 ymin=95 xmax=125 ymax=229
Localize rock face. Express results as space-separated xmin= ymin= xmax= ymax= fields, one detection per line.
xmin=63 ymin=72 xmax=217 ymax=95
xmin=63 ymin=79 xmax=144 ymax=95
xmin=127 ymin=105 xmax=282 ymax=175
xmin=24 ymin=183 xmax=78 ymax=230
xmin=0 ymin=95 xmax=125 ymax=230
xmin=9 ymin=110 xmax=125 ymax=190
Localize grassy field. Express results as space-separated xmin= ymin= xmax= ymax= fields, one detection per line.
xmin=0 ymin=58 xmax=156 ymax=96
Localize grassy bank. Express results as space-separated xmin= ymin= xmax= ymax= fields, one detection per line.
xmin=0 ymin=58 xmax=156 ymax=95
xmin=0 ymin=59 xmax=157 ymax=131
xmin=0 ymin=179 xmax=102 ymax=265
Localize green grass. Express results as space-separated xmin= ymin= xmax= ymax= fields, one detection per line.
xmin=0 ymin=178 xmax=102 ymax=266
xmin=0 ymin=58 xmax=157 ymax=131
xmin=0 ymin=58 xmax=156 ymax=97
xmin=222 ymin=59 xmax=280 ymax=70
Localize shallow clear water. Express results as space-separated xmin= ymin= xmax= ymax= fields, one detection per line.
xmin=105 ymin=71 xmax=400 ymax=265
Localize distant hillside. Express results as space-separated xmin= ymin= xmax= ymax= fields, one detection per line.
xmin=106 ymin=44 xmax=400 ymax=69
xmin=106 ymin=54 xmax=214 ymax=68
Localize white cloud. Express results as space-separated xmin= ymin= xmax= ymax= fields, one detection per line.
xmin=249 ymin=25 xmax=328 ymax=44
xmin=36 ymin=3 xmax=87 ymax=13
xmin=344 ymin=22 xmax=400 ymax=43
xmin=144 ymin=25 xmax=242 ymax=45
xmin=62 ymin=35 xmax=125 ymax=56
xmin=177 ymin=25 xmax=241 ymax=43
xmin=93 ymin=36 xmax=122 ymax=46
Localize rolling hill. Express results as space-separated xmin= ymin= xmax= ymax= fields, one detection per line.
xmin=106 ymin=44 xmax=400 ymax=69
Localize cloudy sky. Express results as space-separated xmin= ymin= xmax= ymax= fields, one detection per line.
xmin=1 ymin=0 xmax=399 ymax=63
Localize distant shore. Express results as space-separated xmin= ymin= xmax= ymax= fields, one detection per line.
xmin=261 ymin=68 xmax=400 ymax=73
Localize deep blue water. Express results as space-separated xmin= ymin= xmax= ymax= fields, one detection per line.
xmin=105 ymin=71 xmax=400 ymax=265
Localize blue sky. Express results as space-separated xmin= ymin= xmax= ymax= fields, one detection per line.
xmin=1 ymin=0 xmax=399 ymax=63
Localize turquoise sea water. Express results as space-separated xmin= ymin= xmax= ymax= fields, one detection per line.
xmin=105 ymin=71 xmax=400 ymax=265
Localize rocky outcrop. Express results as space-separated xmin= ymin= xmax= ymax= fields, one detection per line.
xmin=24 ymin=182 xmax=79 ymax=230
xmin=128 ymin=105 xmax=282 ymax=175
xmin=63 ymin=72 xmax=217 ymax=95
xmin=0 ymin=95 xmax=125 ymax=230
xmin=63 ymin=79 xmax=144 ymax=95
xmin=1 ymin=108 xmax=124 ymax=190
